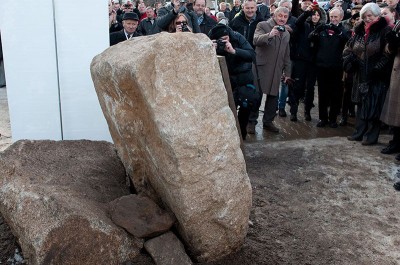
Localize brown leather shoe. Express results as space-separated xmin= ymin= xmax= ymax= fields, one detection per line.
xmin=263 ymin=122 xmax=279 ymax=133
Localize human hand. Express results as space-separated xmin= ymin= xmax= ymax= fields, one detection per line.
xmin=269 ymin=27 xmax=280 ymax=37
xmin=223 ymin=39 xmax=236 ymax=54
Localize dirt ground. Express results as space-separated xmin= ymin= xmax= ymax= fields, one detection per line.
xmin=2 ymin=84 xmax=400 ymax=264
xmin=203 ymin=137 xmax=400 ymax=265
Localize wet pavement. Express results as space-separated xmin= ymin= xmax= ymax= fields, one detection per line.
xmin=245 ymin=91 xmax=356 ymax=143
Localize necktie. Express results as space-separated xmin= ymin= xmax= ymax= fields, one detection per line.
xmin=127 ymin=34 xmax=132 ymax=39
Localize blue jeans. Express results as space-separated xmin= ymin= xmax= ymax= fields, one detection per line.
xmin=278 ymin=81 xmax=288 ymax=110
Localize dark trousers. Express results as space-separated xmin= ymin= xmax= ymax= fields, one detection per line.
xmin=317 ymin=67 xmax=344 ymax=122
xmin=262 ymin=95 xmax=278 ymax=124
xmin=238 ymin=107 xmax=251 ymax=140
xmin=248 ymin=89 xmax=263 ymax=125
xmin=289 ymin=60 xmax=317 ymax=115
xmin=351 ymin=104 xmax=381 ymax=144
xmin=389 ymin=127 xmax=400 ymax=147
xmin=342 ymin=73 xmax=355 ymax=117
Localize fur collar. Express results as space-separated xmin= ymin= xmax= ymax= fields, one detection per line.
xmin=354 ymin=16 xmax=388 ymax=36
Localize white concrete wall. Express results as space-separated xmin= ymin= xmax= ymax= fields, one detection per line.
xmin=0 ymin=0 xmax=112 ymax=141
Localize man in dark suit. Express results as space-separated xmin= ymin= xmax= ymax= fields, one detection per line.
xmin=110 ymin=12 xmax=142 ymax=46
xmin=193 ymin=0 xmax=216 ymax=34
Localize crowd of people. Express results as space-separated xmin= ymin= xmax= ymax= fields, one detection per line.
xmin=108 ymin=0 xmax=400 ymax=162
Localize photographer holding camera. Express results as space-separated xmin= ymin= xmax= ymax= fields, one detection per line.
xmin=252 ymin=6 xmax=292 ymax=133
xmin=157 ymin=0 xmax=201 ymax=33
xmin=168 ymin=13 xmax=193 ymax=32
xmin=208 ymin=24 xmax=257 ymax=140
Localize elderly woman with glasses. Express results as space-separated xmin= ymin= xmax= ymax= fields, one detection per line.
xmin=343 ymin=3 xmax=393 ymax=146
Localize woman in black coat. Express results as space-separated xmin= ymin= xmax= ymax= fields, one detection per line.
xmin=343 ymin=3 xmax=392 ymax=145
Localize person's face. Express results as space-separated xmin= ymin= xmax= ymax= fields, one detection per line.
xmin=274 ymin=11 xmax=289 ymax=25
xmin=334 ymin=2 xmax=343 ymax=10
xmin=311 ymin=11 xmax=321 ymax=23
xmin=123 ymin=19 xmax=139 ymax=33
xmin=363 ymin=10 xmax=379 ymax=24
xmin=329 ymin=9 xmax=343 ymax=25
xmin=146 ymin=8 xmax=155 ymax=18
xmin=270 ymin=5 xmax=277 ymax=13
xmin=280 ymin=2 xmax=292 ymax=11
xmin=220 ymin=3 xmax=226 ymax=11
xmin=234 ymin=0 xmax=241 ymax=7
xmin=385 ymin=0 xmax=399 ymax=7
xmin=194 ymin=0 xmax=206 ymax=16
xmin=175 ymin=16 xmax=188 ymax=32
xmin=139 ymin=3 xmax=146 ymax=13
xmin=301 ymin=0 xmax=312 ymax=11
xmin=205 ymin=7 xmax=211 ymax=15
xmin=381 ymin=7 xmax=395 ymax=23
xmin=243 ymin=1 xmax=257 ymax=19
xmin=114 ymin=3 xmax=120 ymax=10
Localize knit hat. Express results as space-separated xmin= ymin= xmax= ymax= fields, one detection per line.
xmin=208 ymin=24 xmax=230 ymax=39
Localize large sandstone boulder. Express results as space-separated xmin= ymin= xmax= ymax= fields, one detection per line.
xmin=90 ymin=32 xmax=252 ymax=262
xmin=0 ymin=140 xmax=142 ymax=265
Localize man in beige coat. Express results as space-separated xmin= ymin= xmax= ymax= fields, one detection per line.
xmin=253 ymin=7 xmax=292 ymax=132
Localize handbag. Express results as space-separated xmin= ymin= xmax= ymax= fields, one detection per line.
xmin=233 ymin=84 xmax=260 ymax=112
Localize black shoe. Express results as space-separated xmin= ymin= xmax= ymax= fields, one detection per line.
xmin=394 ymin=182 xmax=400 ymax=191
xmin=339 ymin=117 xmax=347 ymax=126
xmin=347 ymin=135 xmax=362 ymax=141
xmin=290 ymin=114 xmax=297 ymax=122
xmin=316 ymin=120 xmax=327 ymax=127
xmin=381 ymin=144 xmax=400 ymax=154
xmin=396 ymin=153 xmax=400 ymax=161
xmin=278 ymin=109 xmax=287 ymax=117
xmin=361 ymin=139 xmax=377 ymax=146
xmin=304 ymin=112 xmax=311 ymax=121
xmin=329 ymin=122 xmax=338 ymax=128
xmin=263 ymin=122 xmax=279 ymax=133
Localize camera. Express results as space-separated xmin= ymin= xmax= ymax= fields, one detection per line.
xmin=181 ymin=22 xmax=190 ymax=32
xmin=276 ymin=25 xmax=286 ymax=32
xmin=216 ymin=39 xmax=226 ymax=53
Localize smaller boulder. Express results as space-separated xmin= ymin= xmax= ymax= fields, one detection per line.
xmin=110 ymin=194 xmax=176 ymax=238
xmin=144 ymin=232 xmax=193 ymax=265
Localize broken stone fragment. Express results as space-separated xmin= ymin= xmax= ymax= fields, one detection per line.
xmin=109 ymin=194 xmax=176 ymax=238
xmin=144 ymin=232 xmax=193 ymax=265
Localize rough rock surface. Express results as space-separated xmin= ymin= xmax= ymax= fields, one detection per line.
xmin=144 ymin=232 xmax=193 ymax=265
xmin=109 ymin=194 xmax=176 ymax=238
xmin=91 ymin=33 xmax=252 ymax=261
xmin=0 ymin=140 xmax=143 ymax=265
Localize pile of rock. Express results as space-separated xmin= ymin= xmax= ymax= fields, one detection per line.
xmin=0 ymin=33 xmax=252 ymax=264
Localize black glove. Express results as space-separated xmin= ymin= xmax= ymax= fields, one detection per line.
xmin=386 ymin=31 xmax=400 ymax=46
xmin=329 ymin=24 xmax=342 ymax=34
xmin=369 ymin=67 xmax=382 ymax=81
xmin=343 ymin=53 xmax=358 ymax=73
xmin=315 ymin=24 xmax=327 ymax=33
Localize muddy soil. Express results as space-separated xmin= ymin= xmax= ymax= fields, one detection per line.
xmin=2 ymin=84 xmax=400 ymax=264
